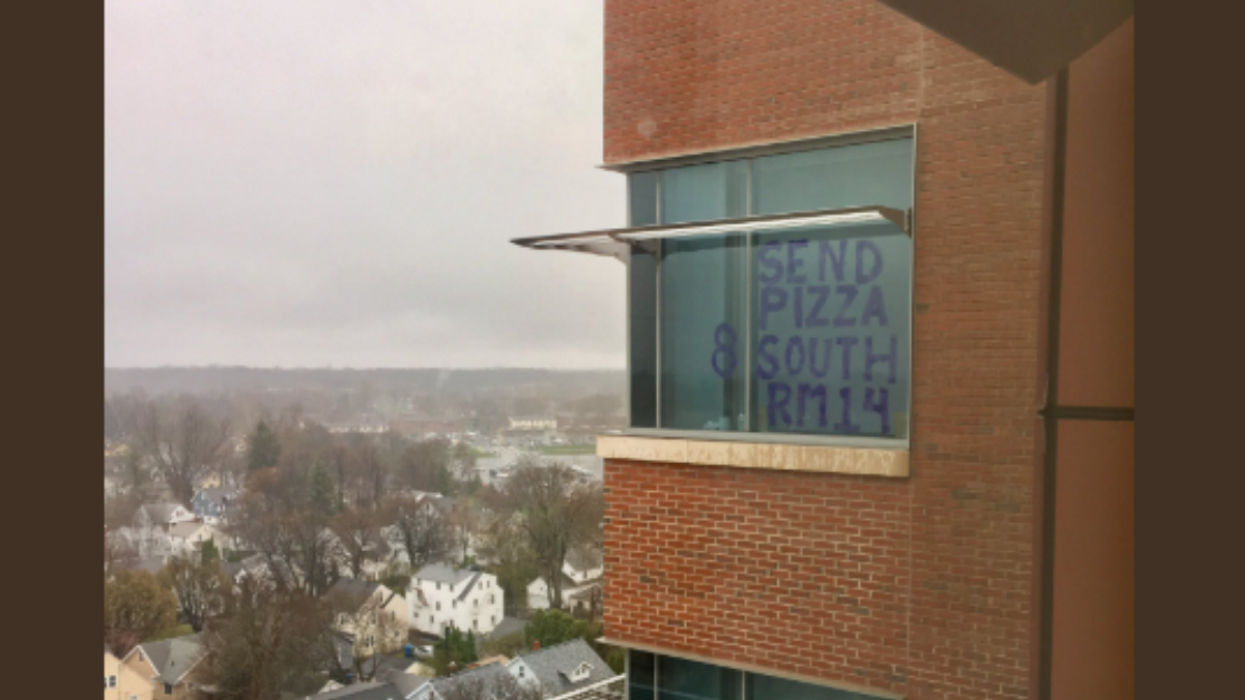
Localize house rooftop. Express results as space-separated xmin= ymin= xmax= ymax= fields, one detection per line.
xmin=485 ymin=616 xmax=527 ymax=641
xmin=303 ymin=681 xmax=407 ymax=700
xmin=514 ymin=637 xmax=618 ymax=698
xmin=137 ymin=502 xmax=185 ymax=523
xmin=195 ymin=486 xmax=239 ymax=505
xmin=328 ymin=578 xmax=382 ymax=601
xmin=377 ymin=669 xmax=431 ymax=698
xmin=133 ymin=633 xmax=206 ymax=685
xmin=454 ymin=571 xmax=484 ymax=602
xmin=169 ymin=521 xmax=209 ymax=539
xmin=429 ymin=661 xmax=512 ymax=698
xmin=414 ymin=562 xmax=477 ymax=586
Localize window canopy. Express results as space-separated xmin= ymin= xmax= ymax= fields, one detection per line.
xmin=510 ymin=206 xmax=911 ymax=262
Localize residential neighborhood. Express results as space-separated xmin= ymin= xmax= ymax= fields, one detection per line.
xmin=104 ymin=391 xmax=617 ymax=700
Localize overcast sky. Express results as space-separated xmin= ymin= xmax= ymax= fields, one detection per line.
xmin=105 ymin=0 xmax=626 ymax=369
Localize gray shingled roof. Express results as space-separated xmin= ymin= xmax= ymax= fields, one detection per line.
xmin=304 ymin=681 xmax=407 ymax=700
xmin=329 ymin=578 xmax=382 ymax=601
xmin=137 ymin=502 xmax=184 ymax=524
xmin=169 ymin=521 xmax=209 ymax=539
xmin=485 ymin=616 xmax=527 ymax=641
xmin=414 ymin=563 xmax=476 ymax=586
xmin=430 ymin=662 xmax=511 ymax=697
xmin=454 ymin=571 xmax=483 ymax=602
xmin=135 ymin=633 xmax=206 ymax=685
xmin=377 ymin=669 xmax=431 ymax=697
xmin=514 ymin=638 xmax=617 ymax=698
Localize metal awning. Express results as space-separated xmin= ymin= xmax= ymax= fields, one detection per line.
xmin=510 ymin=206 xmax=911 ymax=262
xmin=875 ymin=0 xmax=1133 ymax=84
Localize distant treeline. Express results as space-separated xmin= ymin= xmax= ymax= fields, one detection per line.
xmin=104 ymin=367 xmax=625 ymax=397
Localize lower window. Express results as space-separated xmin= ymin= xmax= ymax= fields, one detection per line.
xmin=628 ymin=651 xmax=887 ymax=700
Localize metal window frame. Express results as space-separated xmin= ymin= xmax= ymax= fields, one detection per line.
xmin=513 ymin=126 xmax=919 ymax=451
xmin=624 ymin=647 xmax=899 ymax=700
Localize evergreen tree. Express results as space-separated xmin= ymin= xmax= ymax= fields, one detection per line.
xmin=246 ymin=420 xmax=281 ymax=472
xmin=524 ymin=609 xmax=592 ymax=648
xmin=309 ymin=463 xmax=338 ymax=517
xmin=201 ymin=537 xmax=220 ymax=564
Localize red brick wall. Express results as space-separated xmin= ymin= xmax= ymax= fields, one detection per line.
xmin=602 ymin=1 xmax=1048 ymax=699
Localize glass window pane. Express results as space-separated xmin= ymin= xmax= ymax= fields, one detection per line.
xmin=660 ymin=161 xmax=747 ymax=224
xmin=629 ymin=651 xmax=655 ymax=700
xmin=658 ymin=657 xmax=741 ymax=700
xmin=749 ymin=220 xmax=910 ymax=438
xmin=630 ymin=171 xmax=660 ymax=227
xmin=753 ymin=138 xmax=913 ymax=215
xmin=629 ymin=247 xmax=658 ymax=428
xmin=660 ymin=233 xmax=747 ymax=431
xmin=745 ymin=673 xmax=881 ymax=699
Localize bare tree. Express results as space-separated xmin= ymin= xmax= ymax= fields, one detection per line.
xmin=330 ymin=506 xmax=385 ymax=580
xmin=126 ymin=396 xmax=231 ymax=505
xmin=384 ymin=494 xmax=456 ymax=570
xmin=228 ymin=468 xmax=345 ymax=597
xmin=103 ymin=527 xmax=139 ymax=578
xmin=200 ymin=578 xmax=336 ymax=700
xmin=500 ymin=461 xmax=604 ymax=609
xmin=159 ymin=555 xmax=230 ymax=632
xmin=346 ymin=437 xmax=390 ymax=509
xmin=474 ymin=510 xmax=538 ymax=618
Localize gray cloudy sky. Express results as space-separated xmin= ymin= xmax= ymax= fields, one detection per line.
xmin=105 ymin=0 xmax=626 ymax=369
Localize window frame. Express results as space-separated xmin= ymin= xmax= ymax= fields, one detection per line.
xmin=626 ymin=648 xmax=891 ymax=700
xmin=623 ymin=126 xmax=918 ymax=449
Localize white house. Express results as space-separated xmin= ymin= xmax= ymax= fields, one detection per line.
xmin=526 ymin=546 xmax=603 ymax=612
xmin=410 ymin=563 xmax=504 ymax=638
xmin=168 ymin=521 xmax=230 ymax=558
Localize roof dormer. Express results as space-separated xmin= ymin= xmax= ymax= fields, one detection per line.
xmin=567 ymin=662 xmax=591 ymax=683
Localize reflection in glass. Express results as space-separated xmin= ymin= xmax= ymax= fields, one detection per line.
xmin=629 ymin=247 xmax=658 ymax=428
xmin=657 ymin=657 xmax=741 ymax=700
xmin=660 ymin=233 xmax=746 ymax=431
xmin=629 ymin=651 xmax=655 ymax=700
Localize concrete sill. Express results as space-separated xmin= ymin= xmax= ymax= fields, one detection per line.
xmin=596 ymin=435 xmax=909 ymax=478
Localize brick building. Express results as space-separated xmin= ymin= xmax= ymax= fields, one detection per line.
xmin=515 ymin=2 xmax=1133 ymax=699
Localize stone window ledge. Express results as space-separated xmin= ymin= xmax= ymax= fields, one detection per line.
xmin=596 ymin=435 xmax=909 ymax=478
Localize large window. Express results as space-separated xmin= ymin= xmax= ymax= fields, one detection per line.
xmin=627 ymin=135 xmax=914 ymax=442
xmin=628 ymin=651 xmax=887 ymax=700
